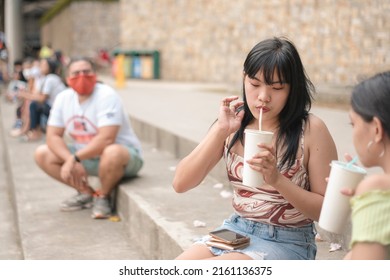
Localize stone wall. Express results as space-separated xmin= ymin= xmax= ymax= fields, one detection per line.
xmin=41 ymin=0 xmax=389 ymax=90
xmin=120 ymin=0 xmax=389 ymax=89
xmin=41 ymin=1 xmax=120 ymax=59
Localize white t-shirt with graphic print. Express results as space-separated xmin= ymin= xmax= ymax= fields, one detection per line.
xmin=48 ymin=83 xmax=142 ymax=154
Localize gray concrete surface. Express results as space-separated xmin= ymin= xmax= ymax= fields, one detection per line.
xmin=1 ymin=75 xmax=370 ymax=260
xmin=102 ymin=76 xmax=358 ymax=260
xmin=0 ymin=103 xmax=23 ymax=260
xmin=0 ymin=100 xmax=145 ymax=260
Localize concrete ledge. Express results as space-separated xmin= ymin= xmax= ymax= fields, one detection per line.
xmin=129 ymin=115 xmax=231 ymax=187
xmin=117 ymin=116 xmax=347 ymax=260
xmin=129 ymin=115 xmax=196 ymax=159
xmin=117 ymin=146 xmax=190 ymax=260
xmin=1 ymin=80 xmax=349 ymax=260
xmin=0 ymin=100 xmax=145 ymax=259
xmin=116 ymin=142 xmax=233 ymax=259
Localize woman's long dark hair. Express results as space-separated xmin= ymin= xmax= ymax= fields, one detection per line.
xmin=228 ymin=37 xmax=315 ymax=169
xmin=44 ymin=58 xmax=59 ymax=74
xmin=351 ymin=71 xmax=390 ymax=137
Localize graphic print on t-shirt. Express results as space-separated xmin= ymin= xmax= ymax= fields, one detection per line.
xmin=68 ymin=116 xmax=97 ymax=144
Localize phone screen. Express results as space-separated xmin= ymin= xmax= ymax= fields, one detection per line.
xmin=210 ymin=229 xmax=246 ymax=242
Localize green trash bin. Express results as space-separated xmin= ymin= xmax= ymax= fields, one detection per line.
xmin=123 ymin=56 xmax=132 ymax=78
xmin=111 ymin=49 xmax=160 ymax=79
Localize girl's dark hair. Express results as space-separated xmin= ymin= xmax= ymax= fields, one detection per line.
xmin=45 ymin=58 xmax=59 ymax=74
xmin=351 ymin=71 xmax=390 ymax=137
xmin=228 ymin=37 xmax=314 ymax=169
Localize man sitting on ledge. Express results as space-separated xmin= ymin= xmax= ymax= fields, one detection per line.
xmin=34 ymin=56 xmax=143 ymax=219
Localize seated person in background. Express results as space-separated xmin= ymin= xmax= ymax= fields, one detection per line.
xmin=9 ymin=57 xmax=34 ymax=137
xmin=11 ymin=58 xmax=41 ymax=137
xmin=5 ymin=60 xmax=26 ymax=103
xmin=6 ymin=60 xmax=27 ymax=136
xmin=39 ymin=43 xmax=54 ymax=59
xmin=343 ymin=71 xmax=390 ymax=260
xmin=19 ymin=58 xmax=66 ymax=141
xmin=34 ymin=56 xmax=144 ymax=219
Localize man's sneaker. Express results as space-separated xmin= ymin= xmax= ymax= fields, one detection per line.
xmin=91 ymin=196 xmax=112 ymax=219
xmin=61 ymin=192 xmax=93 ymax=211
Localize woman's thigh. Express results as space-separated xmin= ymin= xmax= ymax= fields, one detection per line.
xmin=175 ymin=244 xmax=215 ymax=260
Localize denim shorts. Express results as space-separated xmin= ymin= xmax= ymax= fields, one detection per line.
xmin=197 ymin=214 xmax=317 ymax=260
xmin=67 ymin=144 xmax=143 ymax=178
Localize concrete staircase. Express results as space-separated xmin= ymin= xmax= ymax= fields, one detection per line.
xmin=0 ymin=79 xmax=348 ymax=260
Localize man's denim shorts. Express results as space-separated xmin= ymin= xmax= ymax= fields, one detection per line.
xmin=196 ymin=214 xmax=317 ymax=260
xmin=67 ymin=144 xmax=143 ymax=178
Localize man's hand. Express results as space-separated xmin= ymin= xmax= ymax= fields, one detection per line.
xmin=60 ymin=156 xmax=89 ymax=192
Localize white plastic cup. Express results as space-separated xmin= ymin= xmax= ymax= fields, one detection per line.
xmin=242 ymin=129 xmax=274 ymax=188
xmin=318 ymin=160 xmax=367 ymax=234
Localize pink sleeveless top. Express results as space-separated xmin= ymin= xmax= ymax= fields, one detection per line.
xmin=223 ymin=127 xmax=312 ymax=227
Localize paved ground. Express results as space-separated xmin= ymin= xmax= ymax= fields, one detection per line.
xmin=101 ymin=76 xmax=358 ymax=259
xmin=0 ymin=98 xmax=145 ymax=260
xmin=0 ymin=104 xmax=23 ymax=259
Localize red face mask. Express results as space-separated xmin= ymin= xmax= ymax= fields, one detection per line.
xmin=67 ymin=74 xmax=97 ymax=95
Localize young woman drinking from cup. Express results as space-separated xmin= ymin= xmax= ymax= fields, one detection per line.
xmin=343 ymin=71 xmax=390 ymax=260
xmin=173 ymin=37 xmax=337 ymax=260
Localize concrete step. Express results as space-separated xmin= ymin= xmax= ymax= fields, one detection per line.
xmin=117 ymin=142 xmax=232 ymax=259
xmin=1 ymin=79 xmax=348 ymax=260
xmin=0 ymin=102 xmax=23 ymax=260
xmin=0 ymin=100 xmax=145 ymax=260
xmin=117 ymin=115 xmax=347 ymax=260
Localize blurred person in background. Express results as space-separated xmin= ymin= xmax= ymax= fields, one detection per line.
xmin=39 ymin=43 xmax=54 ymax=59
xmin=9 ymin=57 xmax=38 ymax=137
xmin=0 ymin=34 xmax=9 ymax=83
xmin=18 ymin=58 xmax=66 ymax=141
xmin=5 ymin=60 xmax=27 ymax=103
xmin=34 ymin=56 xmax=143 ymax=219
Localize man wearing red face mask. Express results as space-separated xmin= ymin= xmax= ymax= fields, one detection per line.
xmin=34 ymin=57 xmax=144 ymax=219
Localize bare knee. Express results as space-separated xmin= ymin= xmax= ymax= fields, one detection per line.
xmin=34 ymin=145 xmax=62 ymax=171
xmin=34 ymin=144 xmax=50 ymax=167
xmin=100 ymin=144 xmax=130 ymax=168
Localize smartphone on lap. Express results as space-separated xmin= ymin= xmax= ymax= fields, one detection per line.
xmin=206 ymin=229 xmax=250 ymax=250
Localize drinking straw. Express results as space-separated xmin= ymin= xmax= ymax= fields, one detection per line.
xmin=346 ymin=155 xmax=358 ymax=168
xmin=259 ymin=107 xmax=263 ymax=131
